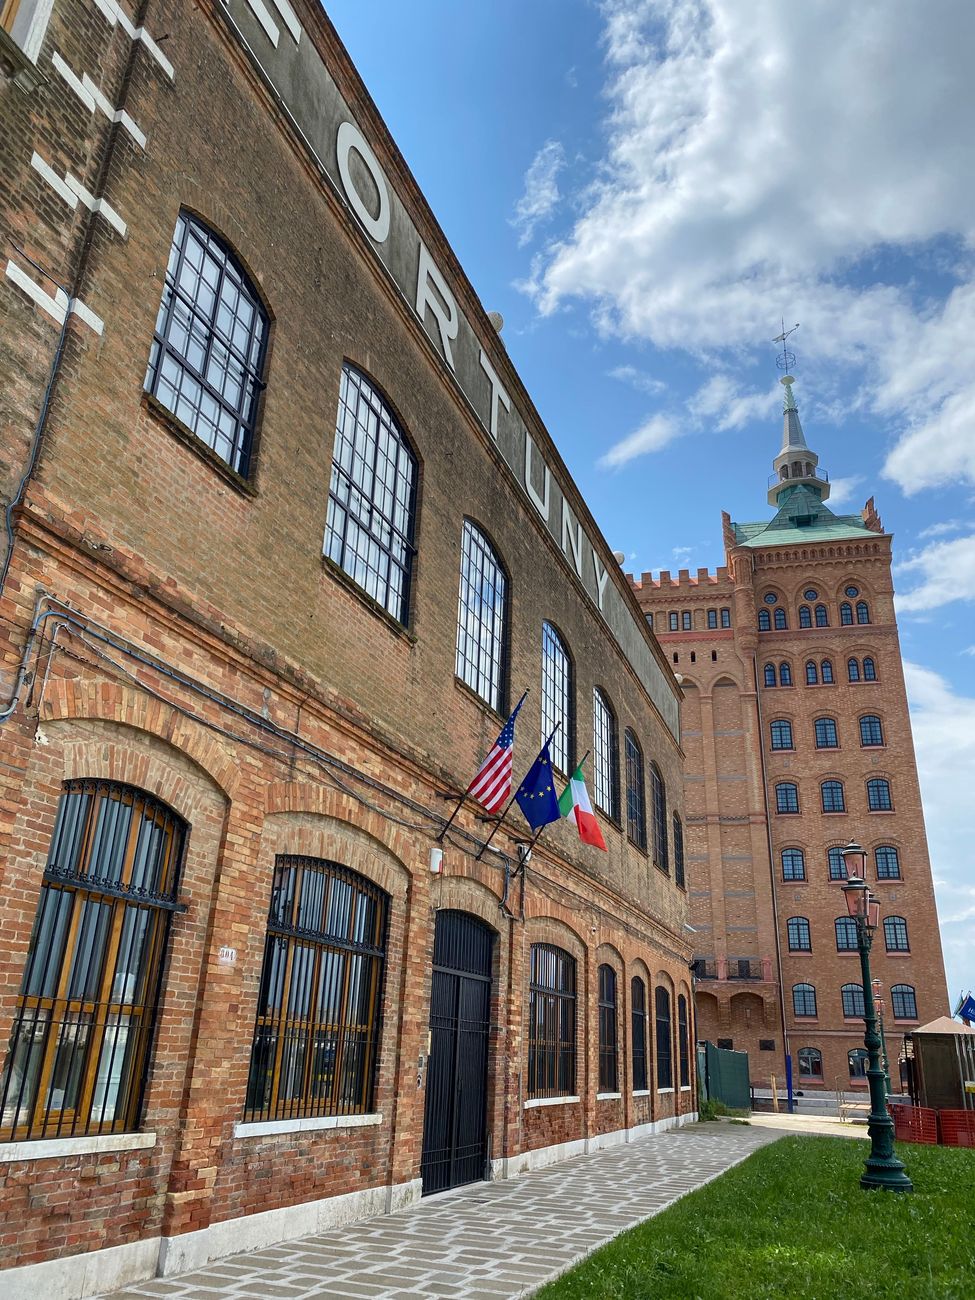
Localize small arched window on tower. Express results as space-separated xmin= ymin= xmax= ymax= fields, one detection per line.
xmin=821 ymin=659 xmax=834 ymax=684
xmin=848 ymin=657 xmax=860 ymax=682
xmin=758 ymin=610 xmax=771 ymax=632
xmin=840 ymin=602 xmax=854 ymax=625
xmin=799 ymin=605 xmax=812 ymax=628
xmin=774 ymin=608 xmax=788 ymax=630
xmin=815 ymin=604 xmax=829 ymax=627
xmin=780 ymin=662 xmax=793 ymax=686
xmin=856 ymin=601 xmax=870 ymax=624
xmin=805 ymin=660 xmax=818 ymax=686
xmin=763 ymin=663 xmax=777 ymax=687
xmin=863 ymin=657 xmax=877 ymax=681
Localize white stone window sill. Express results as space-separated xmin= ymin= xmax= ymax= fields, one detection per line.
xmin=680 ymin=1086 xmax=692 ymax=1092
xmin=632 ymin=1089 xmax=652 ymax=1097
xmin=234 ymin=1113 xmax=382 ymax=1139
xmin=523 ymin=1095 xmax=580 ymax=1110
xmin=657 ymin=1087 xmax=675 ymax=1094
xmin=596 ymin=1091 xmax=622 ymax=1101
xmin=0 ymin=1131 xmax=157 ymax=1163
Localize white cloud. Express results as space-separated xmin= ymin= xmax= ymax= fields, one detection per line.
xmin=904 ymin=662 xmax=975 ymax=1001
xmin=510 ymin=140 xmax=566 ymax=247
xmin=824 ymin=475 xmax=864 ymax=510
xmin=895 ymin=534 xmax=975 ymax=612
xmin=688 ymin=374 xmax=777 ymax=431
xmin=609 ymin=364 xmax=667 ymax=396
xmin=919 ymin=519 xmax=966 ymax=540
xmin=524 ymin=0 xmax=975 ymax=489
xmin=599 ymin=412 xmax=681 ymax=466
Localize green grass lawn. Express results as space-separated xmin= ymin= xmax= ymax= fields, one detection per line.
xmin=535 ymin=1135 xmax=975 ymax=1300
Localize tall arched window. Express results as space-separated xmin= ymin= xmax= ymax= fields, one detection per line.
xmin=859 ymin=715 xmax=884 ymax=747
xmin=793 ymin=984 xmax=817 ymax=1017
xmin=597 ymin=965 xmax=619 ymax=1092
xmin=856 ymin=601 xmax=870 ymax=624
xmin=776 ymin=782 xmax=799 ymax=814
xmin=891 ymin=985 xmax=918 ymax=1020
xmin=592 ymin=689 xmax=619 ymax=821
xmin=650 ymin=763 xmax=668 ymax=872
xmin=624 ymin=730 xmax=646 ymax=851
xmin=528 ymin=944 xmax=576 ymax=1098
xmin=840 ymin=602 xmax=854 ymax=625
xmin=541 ymin=622 xmax=573 ymax=772
xmin=0 ymin=781 xmax=185 ymax=1141
xmin=782 ymin=848 xmax=805 ymax=881
xmin=324 ymin=365 xmax=418 ymax=623
xmin=763 ymin=663 xmax=777 ymax=687
xmin=863 ymin=657 xmax=877 ymax=681
xmin=774 ymin=608 xmax=788 ymax=630
xmin=884 ymin=916 xmax=910 ymax=952
xmin=779 ymin=662 xmax=793 ymax=686
xmin=631 ymin=977 xmax=649 ymax=1091
xmin=821 ymin=780 xmax=845 ymax=813
xmin=821 ymin=659 xmax=834 ymax=683
xmin=145 ymin=211 xmax=269 ymax=476
xmin=814 ymin=604 xmax=829 ymax=627
xmin=673 ymin=813 xmax=685 ymax=889
xmin=805 ymin=660 xmax=818 ymax=685
xmin=758 ymin=610 xmax=771 ymax=632
xmin=841 ymin=983 xmax=865 ymax=1018
xmin=799 ymin=605 xmax=812 ymax=628
xmin=798 ymin=1046 xmax=823 ymax=1078
xmin=245 ymin=857 xmax=388 ymax=1121
xmin=770 ymin=720 xmax=793 ymax=750
xmin=867 ymin=778 xmax=892 ymax=811
xmin=814 ymin=717 xmax=838 ymax=748
xmin=848 ymin=657 xmax=860 ymax=682
xmin=875 ymin=846 xmax=901 ymax=879
xmin=456 ymin=521 xmax=508 ymax=712
xmin=835 ymin=917 xmax=859 ymax=951
xmin=655 ymin=985 xmax=673 ymax=1089
xmin=677 ymin=994 xmax=690 ymax=1087
xmin=787 ymin=916 xmax=811 ymax=951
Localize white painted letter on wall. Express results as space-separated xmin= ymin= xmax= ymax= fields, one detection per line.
xmin=336 ymin=121 xmax=390 ymax=244
xmin=416 ymin=242 xmax=459 ymax=370
xmin=561 ymin=500 xmax=583 ymax=577
xmin=524 ymin=433 xmax=550 ymax=521
xmin=478 ymin=348 xmax=510 ymax=439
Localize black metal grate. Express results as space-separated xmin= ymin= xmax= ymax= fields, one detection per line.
xmin=624 ymin=730 xmax=646 ymax=850
xmin=527 ymin=944 xmax=576 ymax=1099
xmin=678 ymin=993 xmax=690 ymax=1087
xmin=597 ymin=965 xmax=618 ymax=1092
xmin=655 ymin=986 xmax=673 ymax=1088
xmin=631 ymin=977 xmax=648 ymax=1091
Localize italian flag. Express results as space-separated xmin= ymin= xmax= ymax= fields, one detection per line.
xmin=558 ymin=763 xmax=607 ymax=850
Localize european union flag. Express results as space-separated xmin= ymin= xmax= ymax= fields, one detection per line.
xmin=515 ymin=743 xmax=562 ymax=830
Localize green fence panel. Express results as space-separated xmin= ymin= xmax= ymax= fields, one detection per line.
xmin=705 ymin=1041 xmax=750 ymax=1110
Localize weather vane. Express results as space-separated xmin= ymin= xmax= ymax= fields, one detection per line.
xmin=772 ymin=320 xmax=800 ymax=377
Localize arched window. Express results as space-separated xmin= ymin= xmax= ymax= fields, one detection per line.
xmin=793 ymin=984 xmax=817 ymax=1017
xmin=779 ymin=662 xmax=793 ymax=686
xmin=631 ymin=977 xmax=649 ymax=1092
xmin=669 ymin=612 xmax=679 ymax=631
xmin=891 ymin=984 xmax=918 ymax=1020
xmin=763 ymin=663 xmax=777 ymax=687
xmin=624 ymin=730 xmax=646 ymax=851
xmin=798 ymin=1046 xmax=823 ymax=1078
xmin=805 ymin=660 xmax=818 ymax=685
xmin=325 ymin=365 xmax=419 ymax=623
xmin=650 ymin=763 xmax=668 ymax=873
xmin=145 ymin=212 xmax=269 ymax=477
xmin=456 ymin=521 xmax=508 ymax=711
xmin=856 ymin=600 xmax=870 ymax=624
xmin=770 ymin=720 xmax=793 ymax=750
xmin=541 ymin=623 xmax=573 ymax=772
xmin=876 ymin=845 xmax=901 ymax=880
xmin=842 ymin=983 xmax=865 ymax=1018
xmin=720 ymin=608 xmax=731 ymax=628
xmin=828 ymin=846 xmax=847 ymax=881
xmin=592 ymin=689 xmax=619 ymax=821
xmin=821 ymin=659 xmax=834 ymax=683
xmin=682 ymin=610 xmax=693 ymax=630
xmin=758 ymin=609 xmax=771 ymax=632
xmin=884 ymin=916 xmax=910 ymax=952
xmin=673 ymin=813 xmax=685 ymax=889
xmin=707 ymin=609 xmax=718 ymax=629
xmin=859 ymin=715 xmax=884 ymax=747
xmin=799 ymin=605 xmax=812 ymax=628
xmin=787 ymin=916 xmax=811 ymax=951
xmin=678 ymin=994 xmax=690 ymax=1087
xmin=782 ymin=848 xmax=805 ymax=881
xmin=867 ymin=778 xmax=892 ymax=811
xmin=863 ymin=657 xmax=877 ymax=681
xmin=814 ymin=717 xmax=838 ymax=748
xmin=848 ymin=657 xmax=860 ymax=682
xmin=655 ymin=985 xmax=673 ymax=1089
xmin=814 ymin=604 xmax=828 ymax=627
xmin=245 ymin=856 xmax=388 ymax=1121
xmin=774 ymin=608 xmax=788 ymax=630
xmin=776 ymin=782 xmax=799 ymax=814
xmin=645 ymin=611 xmax=653 ymax=631
xmin=528 ymin=944 xmax=576 ymax=1098
xmin=821 ymin=780 xmax=845 ymax=813
xmin=840 ymin=602 xmax=854 ymax=626
xmin=597 ymin=965 xmax=619 ymax=1092
xmin=0 ymin=781 xmax=185 ymax=1141
xmin=848 ymin=1048 xmax=869 ymax=1079
xmin=835 ymin=917 xmax=859 ymax=951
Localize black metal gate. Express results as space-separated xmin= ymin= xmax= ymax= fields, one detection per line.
xmin=420 ymin=910 xmax=493 ymax=1195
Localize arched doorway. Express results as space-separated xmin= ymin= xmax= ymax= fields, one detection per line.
xmin=420 ymin=910 xmax=494 ymax=1195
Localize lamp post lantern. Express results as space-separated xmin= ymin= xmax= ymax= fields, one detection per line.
xmin=841 ymin=842 xmax=913 ymax=1192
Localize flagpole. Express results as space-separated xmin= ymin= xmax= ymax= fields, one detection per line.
xmin=475 ymin=722 xmax=560 ymax=862
xmin=437 ymin=689 xmax=528 ymax=843
xmin=520 ymin=748 xmax=588 ymax=863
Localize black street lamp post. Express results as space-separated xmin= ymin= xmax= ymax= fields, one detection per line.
xmin=841 ymin=842 xmax=913 ymax=1192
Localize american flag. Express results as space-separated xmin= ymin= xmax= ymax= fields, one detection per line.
xmin=467 ymin=694 xmax=526 ymax=813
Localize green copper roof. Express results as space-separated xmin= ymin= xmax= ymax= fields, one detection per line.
xmin=732 ymin=483 xmax=871 ymax=549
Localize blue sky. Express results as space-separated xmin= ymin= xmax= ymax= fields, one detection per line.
xmin=324 ymin=0 xmax=974 ymax=1003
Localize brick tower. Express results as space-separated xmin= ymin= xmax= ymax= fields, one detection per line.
xmin=632 ymin=375 xmax=949 ymax=1093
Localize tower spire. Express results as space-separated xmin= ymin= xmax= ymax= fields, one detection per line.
xmin=767 ymin=322 xmax=830 ymax=508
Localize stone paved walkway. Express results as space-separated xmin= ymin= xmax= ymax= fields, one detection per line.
xmin=98 ymin=1124 xmax=782 ymax=1300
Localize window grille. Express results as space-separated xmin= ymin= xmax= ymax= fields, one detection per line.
xmin=624 ymin=730 xmax=646 ymax=851
xmin=145 ymin=212 xmax=268 ymax=476
xmin=597 ymin=965 xmax=618 ymax=1092
xmin=650 ymin=763 xmax=668 ymax=871
xmin=0 ymin=781 xmax=185 ymax=1142
xmin=631 ymin=978 xmax=648 ymax=1092
xmin=655 ymin=986 xmax=672 ymax=1089
xmin=779 ymin=662 xmax=793 ymax=686
xmin=891 ymin=985 xmax=917 ymax=1019
xmin=324 ymin=365 xmax=418 ymax=623
xmin=867 ymin=778 xmax=892 ymax=811
xmin=528 ymin=945 xmax=576 ymax=1098
xmin=244 ymin=857 xmax=388 ymax=1122
xmin=835 ymin=917 xmax=859 ymax=951
xmin=455 ymin=521 xmax=508 ymax=711
xmin=677 ymin=994 xmax=690 ymax=1087
xmin=875 ymin=846 xmax=901 ymax=880
xmin=814 ymin=717 xmax=838 ymax=748
xmin=770 ymin=719 xmax=793 ymax=750
xmin=541 ymin=623 xmax=573 ymax=773
xmin=673 ymin=813 xmax=685 ymax=889
xmin=884 ymin=916 xmax=909 ymax=952
xmin=792 ymin=984 xmax=817 ymax=1017
xmin=842 ymin=983 xmax=865 ymax=1018
xmin=821 ymin=780 xmax=845 ymax=813
xmin=828 ymin=846 xmax=848 ymax=881
xmin=776 ymin=782 xmax=799 ymax=814
xmin=859 ymin=715 xmax=883 ymax=746
xmin=787 ymin=916 xmax=811 ymax=951
xmin=592 ymin=689 xmax=619 ymax=820
xmin=782 ymin=848 xmax=805 ymax=881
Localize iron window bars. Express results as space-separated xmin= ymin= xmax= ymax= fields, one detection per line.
xmin=455 ymin=520 xmax=508 ymax=713
xmin=650 ymin=763 xmax=668 ymax=872
xmin=631 ymin=977 xmax=648 ymax=1092
xmin=0 ymin=781 xmax=185 ymax=1142
xmin=145 ymin=211 xmax=268 ymax=477
xmin=244 ymin=856 xmax=388 ymax=1123
xmin=527 ymin=944 xmax=576 ymax=1099
xmin=655 ymin=985 xmax=673 ymax=1089
xmin=677 ymin=994 xmax=690 ymax=1087
xmin=324 ymin=365 xmax=418 ymax=625
xmin=673 ymin=813 xmax=685 ymax=889
xmin=624 ymin=730 xmax=647 ymax=851
xmin=597 ymin=965 xmax=618 ymax=1092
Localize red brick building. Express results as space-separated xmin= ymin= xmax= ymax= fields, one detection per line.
xmin=633 ymin=376 xmax=949 ymax=1094
xmin=0 ymin=2 xmax=693 ymax=1293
